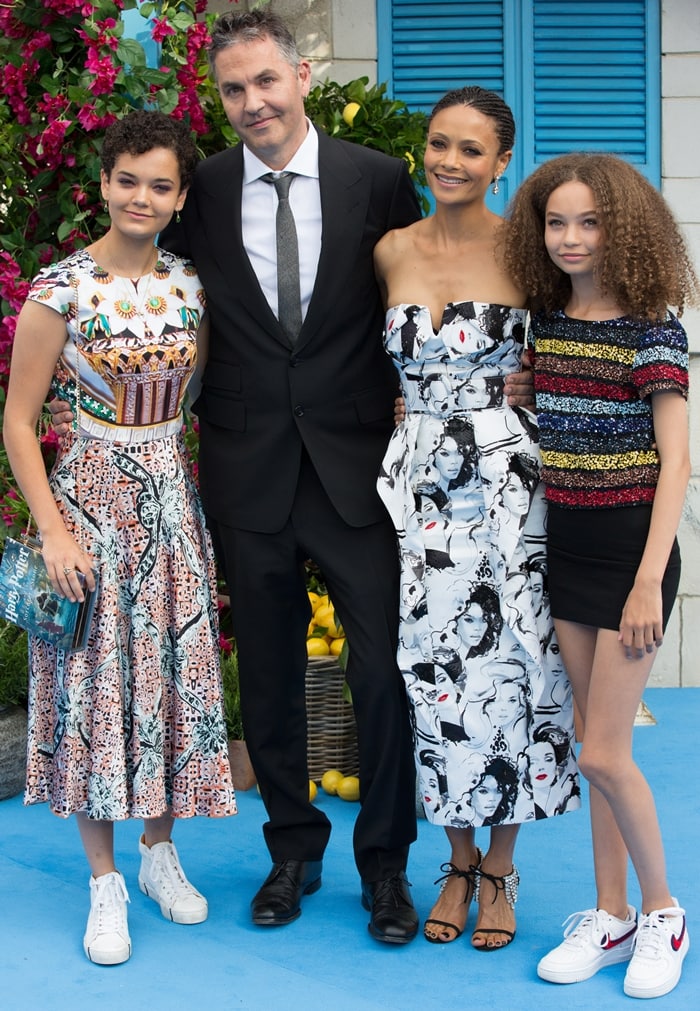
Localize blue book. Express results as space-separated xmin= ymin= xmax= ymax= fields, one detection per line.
xmin=0 ymin=537 xmax=99 ymax=652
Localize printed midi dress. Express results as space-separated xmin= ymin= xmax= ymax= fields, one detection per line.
xmin=377 ymin=302 xmax=579 ymax=827
xmin=23 ymin=248 xmax=236 ymax=821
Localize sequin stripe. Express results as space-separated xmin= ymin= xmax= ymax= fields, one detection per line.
xmin=536 ymin=374 xmax=640 ymax=401
xmin=542 ymin=448 xmax=658 ymax=470
xmin=635 ymin=364 xmax=688 ymax=395
xmin=535 ymin=337 xmax=637 ymax=363
xmin=635 ymin=344 xmax=688 ymax=367
xmin=542 ymin=462 xmax=660 ymax=488
xmin=535 ymin=353 xmax=635 ymax=385
xmin=544 ymin=484 xmax=656 ymax=507
xmin=537 ymin=410 xmax=652 ymax=434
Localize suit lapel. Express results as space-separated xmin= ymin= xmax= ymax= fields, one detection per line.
xmin=199 ymin=145 xmax=291 ymax=348
xmin=297 ymin=130 xmax=370 ymax=350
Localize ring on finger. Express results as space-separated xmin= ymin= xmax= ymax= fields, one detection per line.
xmin=63 ymin=566 xmax=74 ymax=575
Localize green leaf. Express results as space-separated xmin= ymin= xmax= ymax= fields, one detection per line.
xmin=117 ymin=38 xmax=147 ymax=68
xmin=56 ymin=219 xmax=75 ymax=243
xmin=154 ymin=89 xmax=180 ymax=115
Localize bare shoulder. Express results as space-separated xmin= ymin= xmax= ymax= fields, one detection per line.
xmin=376 ymin=220 xmax=424 ymax=263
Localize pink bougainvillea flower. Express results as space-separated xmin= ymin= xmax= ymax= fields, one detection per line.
xmin=152 ymin=17 xmax=176 ymax=43
xmin=218 ymin=633 xmax=234 ymax=655
xmin=87 ymin=56 xmax=120 ymax=96
xmin=40 ymin=429 xmax=60 ymax=452
xmin=77 ymin=104 xmax=118 ymax=132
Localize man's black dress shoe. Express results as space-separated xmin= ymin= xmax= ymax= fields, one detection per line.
xmin=361 ymin=871 xmax=418 ymax=944
xmin=251 ymin=859 xmax=323 ymax=926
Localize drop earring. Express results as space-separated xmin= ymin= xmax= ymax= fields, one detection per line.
xmin=175 ymin=210 xmax=181 ymax=224
xmin=492 ymin=176 xmax=501 ymax=196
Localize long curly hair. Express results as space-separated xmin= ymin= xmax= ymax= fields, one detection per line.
xmin=503 ymin=152 xmax=698 ymax=320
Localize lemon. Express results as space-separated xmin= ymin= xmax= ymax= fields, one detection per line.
xmin=329 ymin=636 xmax=346 ymax=657
xmin=314 ymin=604 xmax=343 ymax=638
xmin=404 ymin=150 xmax=416 ymax=174
xmin=342 ymin=101 xmax=361 ymax=127
xmin=337 ymin=775 xmax=360 ymax=802
xmin=308 ymin=591 xmax=321 ymax=613
xmin=306 ymin=636 xmax=330 ymax=656
xmin=321 ymin=769 xmax=344 ymax=795
xmin=309 ymin=779 xmax=318 ymax=802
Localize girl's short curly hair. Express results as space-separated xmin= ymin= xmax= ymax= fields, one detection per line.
xmin=503 ymin=152 xmax=698 ymax=319
xmin=100 ymin=110 xmax=199 ymax=191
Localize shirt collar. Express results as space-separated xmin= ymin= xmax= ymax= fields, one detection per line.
xmin=243 ymin=120 xmax=320 ymax=184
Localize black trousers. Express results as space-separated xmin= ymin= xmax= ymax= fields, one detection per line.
xmin=208 ymin=451 xmax=417 ymax=882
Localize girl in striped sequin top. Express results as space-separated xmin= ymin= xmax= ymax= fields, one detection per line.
xmin=504 ymin=152 xmax=697 ymax=1001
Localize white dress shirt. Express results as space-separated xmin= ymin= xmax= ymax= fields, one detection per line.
xmin=241 ymin=122 xmax=322 ymax=324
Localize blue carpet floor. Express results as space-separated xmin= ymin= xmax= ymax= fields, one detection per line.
xmin=1 ymin=688 xmax=697 ymax=1010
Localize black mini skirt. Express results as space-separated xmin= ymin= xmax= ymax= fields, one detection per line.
xmin=546 ymin=503 xmax=681 ymax=632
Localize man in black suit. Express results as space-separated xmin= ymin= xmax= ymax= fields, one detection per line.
xmin=165 ymin=9 xmax=422 ymax=943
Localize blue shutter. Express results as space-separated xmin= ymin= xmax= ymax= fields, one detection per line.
xmin=377 ymin=1 xmax=507 ymax=114
xmin=378 ymin=0 xmax=660 ymax=189
xmin=521 ymin=0 xmax=660 ymax=183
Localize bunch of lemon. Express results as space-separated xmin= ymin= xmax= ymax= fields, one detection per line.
xmin=321 ymin=768 xmax=360 ymax=802
xmin=306 ymin=591 xmax=346 ymax=658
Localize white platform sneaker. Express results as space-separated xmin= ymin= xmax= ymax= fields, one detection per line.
xmin=83 ymin=871 xmax=131 ymax=965
xmin=623 ymin=900 xmax=689 ymax=999
xmin=138 ymin=837 xmax=208 ymax=924
xmin=537 ymin=905 xmax=638 ymax=983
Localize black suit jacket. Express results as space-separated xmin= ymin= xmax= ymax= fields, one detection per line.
xmin=164 ymin=127 xmax=421 ymax=533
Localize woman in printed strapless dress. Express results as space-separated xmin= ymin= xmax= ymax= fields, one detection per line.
xmin=374 ymin=87 xmax=579 ymax=951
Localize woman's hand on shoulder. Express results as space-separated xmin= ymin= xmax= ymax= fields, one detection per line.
xmin=47 ymin=398 xmax=74 ymax=437
xmin=505 ymin=349 xmax=535 ymax=409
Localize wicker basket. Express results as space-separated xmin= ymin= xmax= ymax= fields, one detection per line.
xmin=305 ymin=655 xmax=359 ymax=782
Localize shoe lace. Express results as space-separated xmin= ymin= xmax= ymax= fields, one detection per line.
xmin=562 ymin=908 xmax=603 ymax=945
xmin=149 ymin=844 xmax=196 ymax=901
xmin=264 ymin=861 xmax=304 ymax=906
xmin=374 ymin=872 xmax=411 ymax=909
xmin=434 ymin=862 xmax=478 ymax=904
xmin=93 ymin=874 xmax=129 ymax=934
xmin=633 ymin=911 xmax=671 ymax=960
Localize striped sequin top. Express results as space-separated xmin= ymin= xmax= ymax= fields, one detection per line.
xmin=530 ymin=310 xmax=688 ymax=508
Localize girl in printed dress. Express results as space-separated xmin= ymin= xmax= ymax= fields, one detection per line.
xmin=3 ymin=111 xmax=236 ymax=967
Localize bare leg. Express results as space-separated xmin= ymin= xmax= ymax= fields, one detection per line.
xmin=142 ymin=810 xmax=176 ymax=848
xmin=557 ymin=619 xmax=673 ymax=915
xmin=472 ymin=823 xmax=520 ymax=949
xmin=76 ymin=813 xmax=116 ymax=878
xmin=424 ymin=826 xmax=480 ymax=942
xmin=555 ymin=620 xmax=630 ymax=919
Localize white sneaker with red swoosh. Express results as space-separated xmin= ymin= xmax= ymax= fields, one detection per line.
xmin=537 ymin=905 xmax=638 ymax=983
xmin=624 ymin=900 xmax=689 ymax=999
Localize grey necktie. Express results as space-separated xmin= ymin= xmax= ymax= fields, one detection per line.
xmin=262 ymin=171 xmax=302 ymax=344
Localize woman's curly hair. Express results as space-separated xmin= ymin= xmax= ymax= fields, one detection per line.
xmin=100 ymin=110 xmax=199 ymax=191
xmin=502 ymin=152 xmax=698 ymax=320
